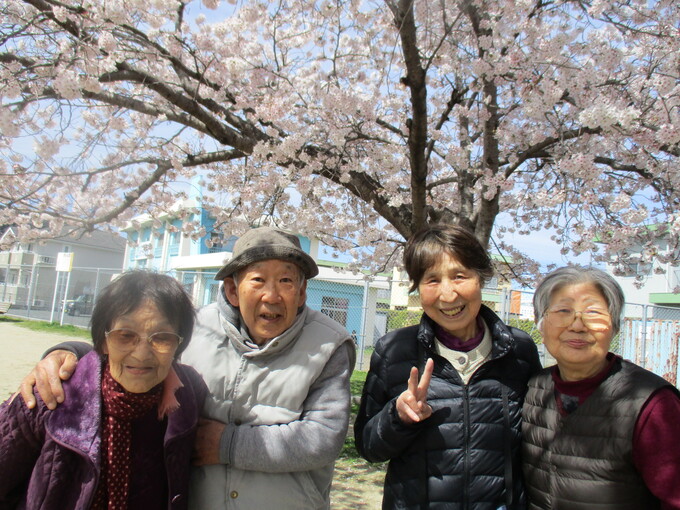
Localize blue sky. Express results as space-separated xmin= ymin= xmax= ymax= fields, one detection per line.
xmin=493 ymin=226 xmax=595 ymax=269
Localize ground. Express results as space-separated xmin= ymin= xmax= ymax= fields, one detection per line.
xmin=331 ymin=457 xmax=385 ymax=509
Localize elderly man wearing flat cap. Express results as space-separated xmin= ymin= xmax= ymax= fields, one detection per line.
xmin=18 ymin=227 xmax=357 ymax=510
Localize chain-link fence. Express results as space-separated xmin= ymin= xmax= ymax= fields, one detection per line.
xmin=0 ymin=263 xmax=120 ymax=328
xmin=2 ymin=267 xmax=678 ymax=381
xmin=618 ymin=303 xmax=680 ymax=385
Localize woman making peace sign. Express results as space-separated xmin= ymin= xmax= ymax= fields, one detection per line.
xmin=355 ymin=224 xmax=541 ymax=509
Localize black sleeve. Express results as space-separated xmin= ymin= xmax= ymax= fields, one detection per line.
xmin=354 ymin=328 xmax=426 ymax=463
xmin=42 ymin=341 xmax=93 ymax=360
xmin=509 ymin=327 xmax=542 ymax=374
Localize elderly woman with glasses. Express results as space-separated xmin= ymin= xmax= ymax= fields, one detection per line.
xmin=522 ymin=266 xmax=680 ymax=510
xmin=0 ymin=271 xmax=208 ymax=510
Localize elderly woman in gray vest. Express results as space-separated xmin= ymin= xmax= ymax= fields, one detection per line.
xmin=522 ymin=266 xmax=680 ymax=510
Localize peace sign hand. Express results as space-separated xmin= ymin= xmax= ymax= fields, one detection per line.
xmin=396 ymin=358 xmax=434 ymax=424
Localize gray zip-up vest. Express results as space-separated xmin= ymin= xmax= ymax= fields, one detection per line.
xmin=522 ymin=358 xmax=671 ymax=510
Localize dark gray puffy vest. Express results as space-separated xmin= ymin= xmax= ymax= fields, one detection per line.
xmin=522 ymin=359 xmax=672 ymax=510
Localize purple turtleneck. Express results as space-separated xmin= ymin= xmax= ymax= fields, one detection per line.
xmin=434 ymin=315 xmax=485 ymax=352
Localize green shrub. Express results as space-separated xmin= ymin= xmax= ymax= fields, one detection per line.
xmin=350 ymin=370 xmax=367 ymax=396
xmin=506 ymin=317 xmax=542 ymax=344
xmin=386 ymin=309 xmax=421 ymax=331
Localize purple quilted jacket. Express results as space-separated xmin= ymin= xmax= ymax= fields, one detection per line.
xmin=0 ymin=351 xmax=208 ymax=510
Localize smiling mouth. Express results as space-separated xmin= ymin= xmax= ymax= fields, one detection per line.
xmin=260 ymin=312 xmax=282 ymax=321
xmin=565 ymin=339 xmax=590 ymax=347
xmin=441 ymin=305 xmax=465 ymax=317
xmin=125 ymin=366 xmax=154 ymax=374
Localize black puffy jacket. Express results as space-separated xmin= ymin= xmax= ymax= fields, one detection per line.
xmin=355 ymin=305 xmax=541 ymax=510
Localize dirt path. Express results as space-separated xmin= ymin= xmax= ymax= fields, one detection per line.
xmin=0 ymin=320 xmax=84 ymax=400
xmin=330 ymin=458 xmax=384 ymax=509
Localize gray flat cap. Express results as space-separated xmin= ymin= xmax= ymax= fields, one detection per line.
xmin=214 ymin=227 xmax=319 ymax=280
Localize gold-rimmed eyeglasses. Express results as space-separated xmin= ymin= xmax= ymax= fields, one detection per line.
xmin=544 ymin=308 xmax=611 ymax=332
xmin=105 ymin=329 xmax=182 ymax=354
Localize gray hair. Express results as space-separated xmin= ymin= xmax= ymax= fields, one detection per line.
xmin=533 ymin=266 xmax=625 ymax=335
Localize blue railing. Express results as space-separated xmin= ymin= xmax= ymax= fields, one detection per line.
xmin=619 ymin=319 xmax=680 ymax=385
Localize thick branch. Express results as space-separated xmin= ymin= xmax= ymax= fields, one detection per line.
xmin=388 ymin=0 xmax=429 ymax=232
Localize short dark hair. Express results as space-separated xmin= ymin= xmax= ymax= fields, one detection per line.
xmin=90 ymin=271 xmax=195 ymax=358
xmin=403 ymin=224 xmax=494 ymax=292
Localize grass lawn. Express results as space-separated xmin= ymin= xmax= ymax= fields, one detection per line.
xmin=0 ymin=315 xmax=90 ymax=338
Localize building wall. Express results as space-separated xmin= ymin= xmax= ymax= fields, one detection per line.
xmin=606 ymin=235 xmax=679 ymax=306
xmin=306 ymin=279 xmax=366 ymax=343
xmin=0 ymin=231 xmax=124 ymax=309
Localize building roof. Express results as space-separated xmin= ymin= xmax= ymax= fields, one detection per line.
xmin=1 ymin=225 xmax=125 ymax=253
xmin=63 ymin=229 xmax=126 ymax=252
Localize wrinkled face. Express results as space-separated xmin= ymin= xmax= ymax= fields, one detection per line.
xmin=542 ymin=282 xmax=614 ymax=381
xmin=103 ymin=301 xmax=177 ymax=393
xmin=224 ymin=259 xmax=307 ymax=345
xmin=418 ymin=251 xmax=483 ymax=340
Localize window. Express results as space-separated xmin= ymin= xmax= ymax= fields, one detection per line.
xmin=7 ymin=269 xmax=18 ymax=285
xmin=153 ymin=232 xmax=163 ymax=257
xmin=208 ymin=282 xmax=220 ymax=304
xmin=208 ymin=233 xmax=237 ymax=253
xmin=181 ymin=272 xmax=195 ymax=297
xmin=208 ymin=233 xmax=225 ymax=253
xmin=624 ymin=261 xmax=652 ymax=276
xmin=321 ymin=297 xmax=349 ymax=326
xmin=166 ymin=229 xmax=181 ymax=257
xmin=20 ymin=270 xmax=31 ymax=287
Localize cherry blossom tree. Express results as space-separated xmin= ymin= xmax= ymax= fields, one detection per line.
xmin=1 ymin=0 xmax=678 ymax=279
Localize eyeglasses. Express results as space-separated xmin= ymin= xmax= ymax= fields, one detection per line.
xmin=544 ymin=308 xmax=612 ymax=331
xmin=105 ymin=329 xmax=182 ymax=354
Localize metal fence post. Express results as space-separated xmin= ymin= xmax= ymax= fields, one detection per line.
xmin=640 ymin=304 xmax=648 ymax=369
xmin=499 ymin=287 xmax=510 ymax=323
xmin=49 ymin=272 xmax=61 ymax=323
xmin=1 ymin=261 xmax=9 ymax=301
xmin=93 ymin=268 xmax=102 ymax=299
xmin=59 ymin=271 xmax=72 ymax=326
xmin=27 ymin=261 xmax=36 ymax=315
xmin=357 ymin=278 xmax=370 ymax=371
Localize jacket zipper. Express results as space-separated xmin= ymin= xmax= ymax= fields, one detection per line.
xmin=463 ymin=382 xmax=470 ymax=510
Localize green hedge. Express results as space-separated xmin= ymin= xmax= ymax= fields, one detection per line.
xmin=386 ymin=309 xmax=421 ymax=331
xmin=505 ymin=318 xmax=542 ymax=344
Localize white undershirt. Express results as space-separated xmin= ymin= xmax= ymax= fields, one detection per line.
xmin=435 ymin=319 xmax=493 ymax=385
